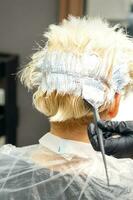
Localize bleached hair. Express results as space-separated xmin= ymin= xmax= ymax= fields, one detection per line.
xmin=20 ymin=16 xmax=133 ymax=122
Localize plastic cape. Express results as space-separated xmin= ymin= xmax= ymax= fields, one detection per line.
xmin=0 ymin=133 xmax=133 ymax=200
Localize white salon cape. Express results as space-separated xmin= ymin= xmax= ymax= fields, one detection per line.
xmin=0 ymin=132 xmax=133 ymax=200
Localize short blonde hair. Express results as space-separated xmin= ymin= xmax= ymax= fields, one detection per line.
xmin=20 ymin=16 xmax=133 ymax=122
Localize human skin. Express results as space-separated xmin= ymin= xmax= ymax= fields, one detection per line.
xmin=50 ymin=94 xmax=121 ymax=143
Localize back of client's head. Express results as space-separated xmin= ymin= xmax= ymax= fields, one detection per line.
xmin=20 ymin=16 xmax=133 ymax=128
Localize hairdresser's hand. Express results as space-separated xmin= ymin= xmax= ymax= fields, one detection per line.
xmin=88 ymin=121 xmax=133 ymax=158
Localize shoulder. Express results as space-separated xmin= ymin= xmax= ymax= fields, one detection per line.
xmin=0 ymin=144 xmax=40 ymax=169
xmin=0 ymin=144 xmax=38 ymax=154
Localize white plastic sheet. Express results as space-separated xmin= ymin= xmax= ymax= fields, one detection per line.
xmin=0 ymin=133 xmax=133 ymax=200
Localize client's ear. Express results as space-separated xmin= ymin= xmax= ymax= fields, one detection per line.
xmin=108 ymin=93 xmax=121 ymax=118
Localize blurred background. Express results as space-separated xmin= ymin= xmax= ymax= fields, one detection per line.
xmin=0 ymin=0 xmax=133 ymax=147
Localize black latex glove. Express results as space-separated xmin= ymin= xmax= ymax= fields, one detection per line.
xmin=88 ymin=121 xmax=133 ymax=158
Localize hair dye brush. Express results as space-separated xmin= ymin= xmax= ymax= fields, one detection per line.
xmin=82 ymin=85 xmax=110 ymax=186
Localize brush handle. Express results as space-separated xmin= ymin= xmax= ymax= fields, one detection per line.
xmin=83 ymin=99 xmax=110 ymax=185
xmin=93 ymin=108 xmax=110 ymax=186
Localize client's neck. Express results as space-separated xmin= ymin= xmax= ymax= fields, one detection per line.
xmin=50 ymin=117 xmax=91 ymax=143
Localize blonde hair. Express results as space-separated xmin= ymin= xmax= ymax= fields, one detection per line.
xmin=20 ymin=16 xmax=133 ymax=122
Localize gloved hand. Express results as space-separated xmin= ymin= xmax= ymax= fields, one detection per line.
xmin=88 ymin=121 xmax=133 ymax=158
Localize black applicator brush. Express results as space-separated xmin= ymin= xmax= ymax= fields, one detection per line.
xmin=83 ymin=98 xmax=110 ymax=186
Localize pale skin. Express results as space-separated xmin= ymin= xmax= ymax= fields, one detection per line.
xmin=50 ymin=94 xmax=121 ymax=143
